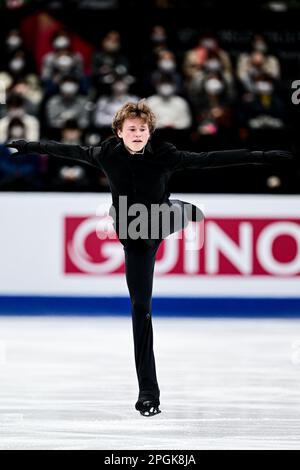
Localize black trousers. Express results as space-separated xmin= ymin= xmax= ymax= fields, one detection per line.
xmin=123 ymin=238 xmax=162 ymax=403
xmin=120 ymin=200 xmax=204 ymax=404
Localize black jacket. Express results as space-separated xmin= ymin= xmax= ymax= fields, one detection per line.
xmin=25 ymin=135 xmax=267 ymax=207
xmin=23 ymin=136 xmax=271 ymax=244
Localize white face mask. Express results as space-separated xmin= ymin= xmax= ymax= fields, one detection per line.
xmin=103 ymin=41 xmax=120 ymax=53
xmin=10 ymin=126 xmax=24 ymax=138
xmin=9 ymin=58 xmax=25 ymax=72
xmin=55 ymin=55 xmax=73 ymax=70
xmin=158 ymin=59 xmax=176 ymax=72
xmin=60 ymin=82 xmax=79 ymax=96
xmin=254 ymin=41 xmax=267 ymax=53
xmin=112 ymin=81 xmax=128 ymax=94
xmin=151 ymin=34 xmax=166 ymax=43
xmin=60 ymin=166 xmax=84 ymax=180
xmin=204 ymin=78 xmax=224 ymax=95
xmin=53 ymin=36 xmax=70 ymax=50
xmin=205 ymin=59 xmax=221 ymax=72
xmin=6 ymin=35 xmax=22 ymax=49
xmin=157 ymin=83 xmax=175 ymax=97
xmin=255 ymin=81 xmax=273 ymax=94
xmin=201 ymin=39 xmax=217 ymax=50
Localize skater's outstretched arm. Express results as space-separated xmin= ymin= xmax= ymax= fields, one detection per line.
xmin=163 ymin=143 xmax=294 ymax=172
xmin=5 ymin=139 xmax=103 ymax=168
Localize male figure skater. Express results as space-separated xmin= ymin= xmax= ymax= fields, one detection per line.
xmin=6 ymin=100 xmax=293 ymax=417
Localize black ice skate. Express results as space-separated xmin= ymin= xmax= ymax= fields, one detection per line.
xmin=135 ymin=399 xmax=161 ymax=417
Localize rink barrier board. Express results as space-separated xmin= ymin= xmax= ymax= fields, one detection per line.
xmin=0 ymin=296 xmax=300 ymax=317
xmin=1 ymin=193 xmax=300 ymax=300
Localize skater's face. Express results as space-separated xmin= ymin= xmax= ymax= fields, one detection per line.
xmin=117 ymin=118 xmax=150 ymax=153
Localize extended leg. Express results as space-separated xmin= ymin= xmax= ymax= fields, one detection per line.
xmin=162 ymin=199 xmax=204 ymax=239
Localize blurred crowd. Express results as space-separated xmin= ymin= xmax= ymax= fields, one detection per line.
xmin=0 ymin=23 xmax=296 ymax=193
xmin=0 ymin=0 xmax=120 ymax=8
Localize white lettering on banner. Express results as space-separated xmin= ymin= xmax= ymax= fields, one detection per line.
xmin=64 ymin=216 xmax=300 ymax=276
xmin=184 ymin=222 xmax=201 ymax=274
xmin=155 ymin=236 xmax=179 ymax=274
xmin=206 ymin=222 xmax=253 ymax=274
xmin=67 ymin=217 xmax=124 ymax=274
xmin=257 ymin=222 xmax=300 ymax=275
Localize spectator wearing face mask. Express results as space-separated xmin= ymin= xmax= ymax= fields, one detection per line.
xmin=145 ymin=49 xmax=183 ymax=96
xmin=46 ymin=118 xmax=94 ymax=192
xmin=91 ymin=30 xmax=130 ymax=94
xmin=41 ymin=30 xmax=85 ymax=96
xmin=238 ymin=73 xmax=286 ymax=133
xmin=237 ymin=36 xmax=281 ymax=93
xmin=142 ymin=25 xmax=170 ymax=75
xmin=149 ymin=25 xmax=169 ymax=55
xmin=8 ymin=77 xmax=42 ymax=117
xmin=0 ymin=29 xmax=24 ymax=69
xmin=191 ymin=72 xmax=234 ymax=138
xmin=44 ymin=76 xmax=91 ymax=134
xmin=0 ymin=48 xmax=40 ymax=115
xmin=93 ymin=75 xmax=139 ymax=139
xmin=186 ymin=48 xmax=235 ymax=104
xmin=0 ymin=93 xmax=40 ymax=143
xmin=6 ymin=117 xmax=26 ymax=141
xmin=0 ymin=117 xmax=43 ymax=190
xmin=147 ymin=79 xmax=192 ymax=130
xmin=182 ymin=33 xmax=232 ymax=85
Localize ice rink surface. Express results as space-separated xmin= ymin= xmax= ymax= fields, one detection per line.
xmin=0 ymin=315 xmax=300 ymax=450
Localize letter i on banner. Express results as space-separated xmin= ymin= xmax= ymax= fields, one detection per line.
xmin=0 ymin=80 xmax=6 ymax=105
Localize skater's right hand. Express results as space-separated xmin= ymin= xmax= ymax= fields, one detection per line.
xmin=5 ymin=140 xmax=28 ymax=156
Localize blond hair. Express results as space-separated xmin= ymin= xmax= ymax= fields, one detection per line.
xmin=112 ymin=99 xmax=156 ymax=136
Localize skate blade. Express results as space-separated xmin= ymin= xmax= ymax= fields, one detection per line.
xmin=139 ymin=407 xmax=161 ymax=417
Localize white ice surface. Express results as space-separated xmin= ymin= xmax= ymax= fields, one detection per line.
xmin=0 ymin=316 xmax=300 ymax=450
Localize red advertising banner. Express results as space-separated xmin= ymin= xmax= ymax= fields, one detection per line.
xmin=65 ymin=216 xmax=300 ymax=277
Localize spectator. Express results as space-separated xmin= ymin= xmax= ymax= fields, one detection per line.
xmin=0 ymin=29 xmax=24 ymax=69
xmin=5 ymin=29 xmax=23 ymax=53
xmin=186 ymin=47 xmax=235 ymax=103
xmin=0 ymin=93 xmax=39 ymax=142
xmin=147 ymin=25 xmax=169 ymax=66
xmin=91 ymin=30 xmax=130 ymax=94
xmin=47 ymin=119 xmax=94 ymax=191
xmin=44 ymin=76 xmax=91 ymax=133
xmin=147 ymin=78 xmax=192 ymax=130
xmin=93 ymin=75 xmax=139 ymax=138
xmin=0 ymin=49 xmax=41 ymax=117
xmin=145 ymin=49 xmax=183 ymax=95
xmin=8 ymin=77 xmax=42 ymax=117
xmin=0 ymin=120 xmax=43 ymax=190
xmin=182 ymin=33 xmax=232 ymax=84
xmin=191 ymin=72 xmax=234 ymax=138
xmin=6 ymin=117 xmax=26 ymax=141
xmin=237 ymin=35 xmax=281 ymax=93
xmin=41 ymin=29 xmax=85 ymax=96
xmin=238 ymin=73 xmax=286 ymax=132
xmin=1 ymin=50 xmax=29 ymax=80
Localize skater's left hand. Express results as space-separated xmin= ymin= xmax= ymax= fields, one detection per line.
xmin=264 ymin=150 xmax=294 ymax=163
xmin=5 ymin=140 xmax=28 ymax=157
